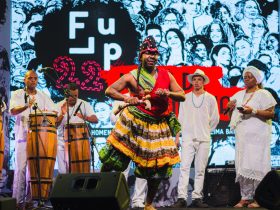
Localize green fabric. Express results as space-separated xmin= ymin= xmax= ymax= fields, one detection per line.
xmin=99 ymin=144 xmax=130 ymax=171
xmin=134 ymin=165 xmax=173 ymax=179
xmin=166 ymin=112 xmax=181 ymax=137
xmin=99 ymin=143 xmax=173 ymax=179
xmin=127 ymin=106 xmax=166 ymax=122
xmin=131 ymin=68 xmax=156 ymax=90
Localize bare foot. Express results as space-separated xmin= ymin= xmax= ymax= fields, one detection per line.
xmin=144 ymin=203 xmax=157 ymax=210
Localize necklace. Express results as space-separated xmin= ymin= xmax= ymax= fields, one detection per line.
xmin=192 ymin=92 xmax=205 ymax=108
xmin=242 ymin=90 xmax=256 ymax=106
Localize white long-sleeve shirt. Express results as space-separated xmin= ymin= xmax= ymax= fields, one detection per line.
xmin=56 ymin=99 xmax=95 ymax=145
xmin=9 ymin=89 xmax=57 ymax=141
xmin=178 ymin=91 xmax=219 ymax=142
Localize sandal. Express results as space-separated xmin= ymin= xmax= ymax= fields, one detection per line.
xmin=234 ymin=199 xmax=250 ymax=208
xmin=248 ymin=201 xmax=260 ymax=208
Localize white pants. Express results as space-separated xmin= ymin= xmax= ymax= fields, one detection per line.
xmin=12 ymin=140 xmax=31 ymax=204
xmin=239 ymin=176 xmax=261 ymax=200
xmin=57 ymin=144 xmax=67 ymax=174
xmin=177 ymin=139 xmax=210 ymax=200
xmin=123 ymin=162 xmax=147 ymax=207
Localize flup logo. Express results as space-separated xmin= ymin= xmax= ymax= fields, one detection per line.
xmin=35 ymin=1 xmax=139 ymax=94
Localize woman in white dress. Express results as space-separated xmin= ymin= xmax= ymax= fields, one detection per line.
xmin=226 ymin=66 xmax=277 ymax=208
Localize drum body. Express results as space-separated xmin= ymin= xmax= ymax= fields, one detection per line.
xmin=64 ymin=123 xmax=91 ymax=173
xmin=0 ymin=114 xmax=4 ymax=179
xmin=27 ymin=112 xmax=57 ymax=200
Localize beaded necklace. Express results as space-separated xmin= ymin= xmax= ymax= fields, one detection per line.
xmin=192 ymin=91 xmax=205 ymax=108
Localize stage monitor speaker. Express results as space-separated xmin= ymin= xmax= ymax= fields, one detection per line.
xmin=50 ymin=172 xmax=130 ymax=210
xmin=255 ymin=170 xmax=280 ymax=210
xmin=0 ymin=197 xmax=16 ymax=210
xmin=203 ymin=168 xmax=241 ymax=207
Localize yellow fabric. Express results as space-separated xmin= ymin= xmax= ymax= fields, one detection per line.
xmin=107 ymin=108 xmax=180 ymax=168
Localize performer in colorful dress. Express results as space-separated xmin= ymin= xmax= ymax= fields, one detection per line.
xmin=99 ymin=36 xmax=185 ymax=210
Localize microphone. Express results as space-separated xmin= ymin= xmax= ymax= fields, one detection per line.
xmin=73 ymin=101 xmax=83 ymax=116
xmin=224 ymin=99 xmax=237 ymax=115
xmin=24 ymin=92 xmax=29 ymax=104
xmin=38 ymin=67 xmax=54 ymax=73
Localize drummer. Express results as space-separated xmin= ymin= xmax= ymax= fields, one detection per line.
xmin=9 ymin=70 xmax=56 ymax=208
xmin=56 ymin=83 xmax=98 ymax=174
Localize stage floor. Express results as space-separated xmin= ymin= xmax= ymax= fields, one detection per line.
xmin=29 ymin=208 xmax=268 ymax=210
xmin=131 ymin=208 xmax=268 ymax=210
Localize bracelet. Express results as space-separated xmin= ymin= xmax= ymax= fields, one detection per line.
xmin=252 ymin=109 xmax=258 ymax=115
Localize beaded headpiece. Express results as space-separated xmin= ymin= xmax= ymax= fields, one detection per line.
xmin=139 ymin=36 xmax=159 ymax=60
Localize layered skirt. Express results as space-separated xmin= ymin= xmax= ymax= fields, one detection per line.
xmin=99 ymin=107 xmax=180 ymax=179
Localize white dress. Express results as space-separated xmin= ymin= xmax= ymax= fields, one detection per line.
xmin=230 ymin=89 xmax=277 ymax=181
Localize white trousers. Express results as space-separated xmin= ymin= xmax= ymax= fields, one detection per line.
xmin=12 ymin=140 xmax=31 ymax=204
xmin=239 ymin=176 xmax=261 ymax=200
xmin=57 ymin=144 xmax=67 ymax=174
xmin=123 ymin=162 xmax=147 ymax=207
xmin=177 ymin=139 xmax=210 ymax=200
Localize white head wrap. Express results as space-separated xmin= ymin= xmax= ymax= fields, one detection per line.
xmin=243 ymin=66 xmax=263 ymax=84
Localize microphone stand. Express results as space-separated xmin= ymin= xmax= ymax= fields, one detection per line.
xmin=78 ymin=109 xmax=97 ymax=172
xmin=38 ymin=67 xmax=73 ymax=174
xmin=32 ymin=103 xmax=43 ymax=207
xmin=31 ymin=103 xmax=52 ymax=210
xmin=65 ymin=92 xmax=72 ymax=174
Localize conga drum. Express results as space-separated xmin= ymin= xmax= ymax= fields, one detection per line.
xmin=0 ymin=113 xmax=4 ymax=179
xmin=64 ymin=123 xmax=91 ymax=173
xmin=27 ymin=112 xmax=57 ymax=200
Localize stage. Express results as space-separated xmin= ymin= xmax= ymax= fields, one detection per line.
xmin=131 ymin=208 xmax=268 ymax=210
xmin=15 ymin=206 xmax=269 ymax=210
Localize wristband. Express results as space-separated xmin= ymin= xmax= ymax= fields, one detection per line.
xmin=252 ymin=109 xmax=257 ymax=115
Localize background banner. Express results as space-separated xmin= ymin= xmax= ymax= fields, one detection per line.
xmin=8 ymin=0 xmax=280 ymax=172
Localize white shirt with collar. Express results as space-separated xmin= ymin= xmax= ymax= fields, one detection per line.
xmin=178 ymin=91 xmax=219 ymax=142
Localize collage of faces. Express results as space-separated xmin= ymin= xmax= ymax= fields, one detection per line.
xmin=9 ymin=0 xmax=280 ymax=169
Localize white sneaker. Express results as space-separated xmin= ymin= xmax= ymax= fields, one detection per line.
xmin=131 ymin=202 xmax=145 ymax=208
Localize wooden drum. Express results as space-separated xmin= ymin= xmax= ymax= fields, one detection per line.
xmin=64 ymin=123 xmax=91 ymax=173
xmin=27 ymin=112 xmax=57 ymax=200
xmin=0 ymin=114 xmax=4 ymax=179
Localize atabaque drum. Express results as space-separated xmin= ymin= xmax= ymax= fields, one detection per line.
xmin=27 ymin=112 xmax=57 ymax=200
xmin=0 ymin=113 xmax=4 ymax=179
xmin=64 ymin=123 xmax=91 ymax=173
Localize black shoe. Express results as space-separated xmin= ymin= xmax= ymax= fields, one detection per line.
xmin=170 ymin=198 xmax=187 ymax=208
xmin=190 ymin=199 xmax=209 ymax=208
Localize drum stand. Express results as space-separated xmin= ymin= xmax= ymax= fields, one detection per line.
xmin=31 ymin=104 xmax=52 ymax=210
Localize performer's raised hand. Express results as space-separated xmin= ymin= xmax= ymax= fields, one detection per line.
xmin=60 ymin=102 xmax=67 ymax=115
xmin=155 ymin=88 xmax=169 ymax=96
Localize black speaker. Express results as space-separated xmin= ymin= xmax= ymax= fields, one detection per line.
xmin=203 ymin=168 xmax=241 ymax=207
xmin=0 ymin=197 xmax=16 ymax=210
xmin=50 ymin=172 xmax=130 ymax=210
xmin=255 ymin=170 xmax=280 ymax=210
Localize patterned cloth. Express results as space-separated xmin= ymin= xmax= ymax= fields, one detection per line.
xmin=99 ymin=107 xmax=180 ymax=179
xmin=99 ymin=69 xmax=180 ymax=179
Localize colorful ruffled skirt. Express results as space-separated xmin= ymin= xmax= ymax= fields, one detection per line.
xmin=99 ymin=106 xmax=180 ymax=179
